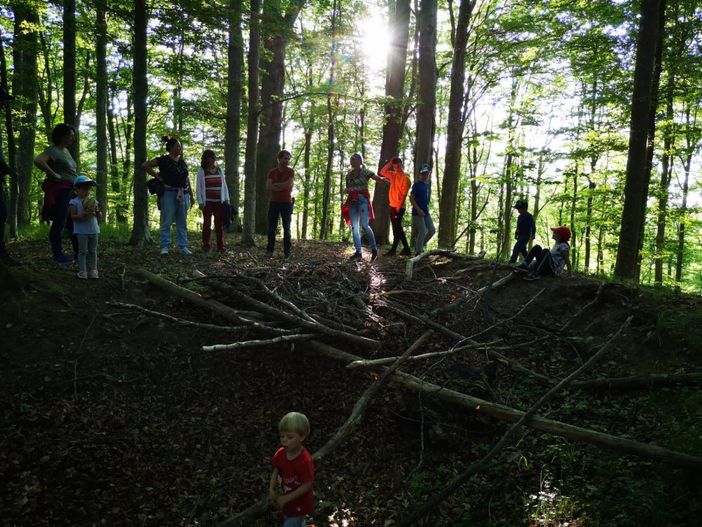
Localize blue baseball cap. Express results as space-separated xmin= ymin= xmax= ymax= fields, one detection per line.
xmin=419 ymin=163 xmax=431 ymax=173
xmin=74 ymin=175 xmax=97 ymax=187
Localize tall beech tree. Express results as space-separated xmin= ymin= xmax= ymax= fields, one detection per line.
xmin=614 ymin=0 xmax=666 ymax=280
xmin=63 ymin=0 xmax=77 ymax=163
xmin=0 ymin=34 xmax=18 ymax=236
xmin=370 ymin=0 xmax=411 ymax=245
xmin=129 ymin=0 xmax=150 ymax=245
xmin=254 ymin=0 xmax=305 ymax=234
xmin=11 ymin=0 xmax=39 ymax=227
xmin=225 ymin=0 xmax=243 ymax=231
xmin=95 ymin=0 xmax=108 ymax=223
xmin=437 ymin=0 xmax=474 ymax=248
xmin=242 ymin=0 xmax=261 ymax=246
xmin=414 ymin=0 xmax=437 ymax=176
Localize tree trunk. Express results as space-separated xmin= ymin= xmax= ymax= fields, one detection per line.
xmin=614 ymin=0 xmax=666 ymax=280
xmin=63 ymin=0 xmax=78 ymax=164
xmin=320 ymin=0 xmax=338 ymax=241
xmin=242 ymin=0 xmax=261 ymax=246
xmin=414 ymin=0 xmax=437 ymax=175
xmin=254 ymin=0 xmax=305 ymax=234
xmin=0 ymin=35 xmax=17 ymax=237
xmin=438 ymin=0 xmax=474 ymax=248
xmin=300 ymin=126 xmax=312 ymax=239
xmin=11 ymin=3 xmax=39 ymax=228
xmin=95 ymin=0 xmax=108 ymax=223
xmin=225 ymin=0 xmax=243 ymax=232
xmin=370 ymin=0 xmax=411 ymax=245
xmin=129 ymin=0 xmax=151 ymax=245
xmin=654 ymin=75 xmax=674 ymax=285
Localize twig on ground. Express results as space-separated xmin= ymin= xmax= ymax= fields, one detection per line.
xmin=395 ymin=316 xmax=633 ymax=526
xmin=202 ymin=333 xmax=317 ymax=352
xmin=560 ymin=282 xmax=606 ymax=331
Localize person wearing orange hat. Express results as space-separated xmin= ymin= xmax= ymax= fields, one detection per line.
xmin=519 ymin=225 xmax=572 ymax=280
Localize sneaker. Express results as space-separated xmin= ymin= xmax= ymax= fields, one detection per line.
xmin=371 ymin=249 xmax=378 ymax=261
xmin=89 ymin=269 xmax=99 ymax=279
xmin=179 ymin=247 xmax=193 ymax=256
xmin=77 ymin=271 xmax=88 ymax=280
xmin=524 ymin=273 xmax=541 ymax=281
xmin=160 ymin=247 xmax=169 ymax=256
xmin=349 ymin=252 xmax=362 ymax=260
xmin=400 ymin=248 xmax=411 ymax=256
xmin=384 ymin=249 xmax=397 ymax=257
xmin=54 ymin=254 xmax=74 ymax=266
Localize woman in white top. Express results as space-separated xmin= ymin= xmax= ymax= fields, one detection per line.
xmin=195 ymin=150 xmax=230 ymax=252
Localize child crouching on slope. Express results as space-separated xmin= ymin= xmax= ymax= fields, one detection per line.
xmin=269 ymin=412 xmax=315 ymax=527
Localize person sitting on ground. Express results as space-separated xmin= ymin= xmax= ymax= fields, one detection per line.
xmin=269 ymin=412 xmax=315 ymax=527
xmin=519 ymin=226 xmax=572 ymax=280
xmin=509 ymin=198 xmax=536 ymax=265
xmin=379 ymin=157 xmax=412 ymax=256
xmin=410 ymin=163 xmax=436 ymax=256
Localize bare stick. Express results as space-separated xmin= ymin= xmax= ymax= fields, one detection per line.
xmin=217 ymin=331 xmax=433 ymax=526
xmin=475 ymin=272 xmax=517 ymax=294
xmin=560 ymin=282 xmax=606 ymax=331
xmin=202 ymin=333 xmax=317 ymax=352
xmin=307 ymin=339 xmax=702 ymax=470
xmin=395 ymin=316 xmax=633 ymax=526
xmin=405 ymin=250 xmax=483 ymax=280
xmin=571 ymin=372 xmax=702 ymax=390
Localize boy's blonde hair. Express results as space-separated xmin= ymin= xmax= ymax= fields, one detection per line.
xmin=278 ymin=412 xmax=310 ymax=437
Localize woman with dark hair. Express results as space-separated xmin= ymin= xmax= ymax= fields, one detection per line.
xmin=195 ymin=149 xmax=230 ymax=252
xmin=34 ymin=123 xmax=78 ymax=265
xmin=142 ymin=136 xmax=193 ymax=255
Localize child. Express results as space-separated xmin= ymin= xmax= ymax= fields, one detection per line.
xmin=269 ymin=412 xmax=314 ymax=527
xmin=521 ymin=226 xmax=572 ymax=280
xmin=409 ymin=163 xmax=436 ymax=256
xmin=68 ymin=176 xmax=100 ymax=279
xmin=509 ymin=199 xmax=536 ymax=264
xmin=195 ymin=149 xmax=230 ymax=252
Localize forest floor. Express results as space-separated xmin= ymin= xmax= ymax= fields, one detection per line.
xmin=1 ymin=233 xmax=701 ymax=527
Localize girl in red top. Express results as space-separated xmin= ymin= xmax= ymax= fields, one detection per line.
xmin=269 ymin=412 xmax=314 ymax=527
xmin=195 ymin=150 xmax=230 ymax=252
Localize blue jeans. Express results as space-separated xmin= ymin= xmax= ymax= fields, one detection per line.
xmin=282 ymin=517 xmax=305 ymax=527
xmin=49 ymin=187 xmax=77 ymax=258
xmin=412 ymin=213 xmax=436 ymax=255
xmin=160 ymin=189 xmax=190 ymax=249
xmin=509 ymin=235 xmax=531 ymax=264
xmin=348 ymin=195 xmax=377 ymax=253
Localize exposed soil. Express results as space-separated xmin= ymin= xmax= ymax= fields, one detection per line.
xmin=1 ymin=235 xmax=701 ymax=526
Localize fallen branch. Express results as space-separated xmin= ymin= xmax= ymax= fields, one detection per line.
xmin=475 ymin=271 xmax=517 ymax=294
xmin=405 ymin=250 xmax=483 ymax=280
xmin=571 ymin=372 xmax=702 ymax=390
xmin=396 ymin=316 xmax=632 ymax=525
xmin=202 ymin=333 xmax=316 ymax=352
xmin=560 ymin=282 xmax=606 ymax=332
xmin=306 ymin=340 xmax=702 ymax=470
xmin=218 ymin=332 xmax=433 ymax=526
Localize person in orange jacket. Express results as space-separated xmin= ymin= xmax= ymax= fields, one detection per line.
xmin=379 ymin=157 xmax=412 ymax=256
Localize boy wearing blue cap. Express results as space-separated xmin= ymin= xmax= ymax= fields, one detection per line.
xmin=68 ymin=176 xmax=101 ymax=279
xmin=409 ymin=163 xmax=436 ymax=255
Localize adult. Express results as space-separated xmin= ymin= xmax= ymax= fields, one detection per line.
xmin=196 ymin=149 xmax=230 ymax=252
xmin=509 ymin=198 xmax=536 ymax=264
xmin=409 ymin=163 xmax=436 ymax=255
xmin=378 ymin=157 xmax=411 ymax=256
xmin=0 ymin=87 xmax=18 ymax=265
xmin=265 ymin=150 xmax=295 ymax=258
xmin=34 ymin=123 xmax=78 ymax=265
xmin=343 ymin=152 xmax=388 ymax=261
xmin=142 ymin=136 xmax=193 ymax=255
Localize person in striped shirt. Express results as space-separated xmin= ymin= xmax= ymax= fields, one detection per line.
xmin=196 ymin=149 xmax=230 ymax=252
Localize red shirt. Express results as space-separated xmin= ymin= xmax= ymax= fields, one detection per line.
xmin=268 ymin=167 xmax=294 ymax=203
xmin=271 ymin=447 xmax=314 ymax=517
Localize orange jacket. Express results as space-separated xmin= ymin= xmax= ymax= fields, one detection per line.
xmin=379 ymin=161 xmax=411 ymax=209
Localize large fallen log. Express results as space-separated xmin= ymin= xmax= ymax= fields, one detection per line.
xmin=135 ymin=269 xmax=702 ymax=470
xmin=306 ymin=341 xmax=702 ymax=470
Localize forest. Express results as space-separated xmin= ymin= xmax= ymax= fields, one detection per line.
xmin=0 ymin=0 xmax=700 ymax=286
xmin=1 ymin=0 xmax=702 ymax=526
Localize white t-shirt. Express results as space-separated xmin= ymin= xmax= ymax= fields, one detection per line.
xmin=69 ymin=197 xmax=100 ymax=235
xmin=550 ymin=242 xmax=569 ymax=274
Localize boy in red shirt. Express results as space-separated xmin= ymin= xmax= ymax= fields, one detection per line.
xmin=266 ymin=150 xmax=295 ymax=258
xmin=269 ymin=412 xmax=314 ymax=527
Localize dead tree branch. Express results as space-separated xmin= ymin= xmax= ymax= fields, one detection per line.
xmin=202 ymin=333 xmax=317 ymax=352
